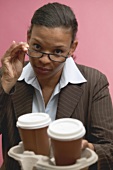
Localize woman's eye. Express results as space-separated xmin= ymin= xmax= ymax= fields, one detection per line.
xmin=54 ymin=49 xmax=63 ymax=54
xmin=33 ymin=44 xmax=41 ymax=50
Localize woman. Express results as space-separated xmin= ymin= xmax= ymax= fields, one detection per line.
xmin=0 ymin=2 xmax=113 ymax=170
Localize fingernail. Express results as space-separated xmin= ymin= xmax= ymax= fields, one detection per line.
xmin=23 ymin=47 xmax=28 ymax=51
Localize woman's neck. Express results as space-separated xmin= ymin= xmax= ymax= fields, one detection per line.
xmin=37 ymin=69 xmax=62 ymax=106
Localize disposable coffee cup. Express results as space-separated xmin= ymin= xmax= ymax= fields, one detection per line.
xmin=17 ymin=113 xmax=51 ymax=156
xmin=47 ymin=118 xmax=86 ymax=166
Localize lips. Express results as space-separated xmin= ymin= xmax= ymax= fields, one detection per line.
xmin=34 ymin=66 xmax=51 ymax=74
xmin=38 ymin=67 xmax=50 ymax=71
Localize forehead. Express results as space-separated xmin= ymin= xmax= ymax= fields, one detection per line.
xmin=30 ymin=25 xmax=72 ymax=45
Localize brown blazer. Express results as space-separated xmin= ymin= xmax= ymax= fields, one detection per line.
xmin=0 ymin=63 xmax=113 ymax=170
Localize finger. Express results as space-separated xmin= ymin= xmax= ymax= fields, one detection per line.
xmin=11 ymin=42 xmax=29 ymax=63
xmin=17 ymin=42 xmax=29 ymax=51
xmin=17 ymin=50 xmax=26 ymax=64
xmin=81 ymin=139 xmax=88 ymax=150
xmin=4 ymin=41 xmax=17 ymax=57
xmin=9 ymin=42 xmax=29 ymax=58
xmin=21 ymin=43 xmax=29 ymax=53
xmin=88 ymin=143 xmax=94 ymax=150
xmin=4 ymin=41 xmax=29 ymax=58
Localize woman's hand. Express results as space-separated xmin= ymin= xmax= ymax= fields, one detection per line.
xmin=1 ymin=41 xmax=29 ymax=93
xmin=82 ymin=139 xmax=94 ymax=151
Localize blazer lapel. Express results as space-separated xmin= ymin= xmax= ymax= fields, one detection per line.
xmin=12 ymin=81 xmax=83 ymax=120
xmin=12 ymin=81 xmax=34 ymax=119
xmin=56 ymin=83 xmax=83 ymax=119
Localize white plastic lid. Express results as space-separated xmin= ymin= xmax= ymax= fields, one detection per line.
xmin=16 ymin=113 xmax=51 ymax=129
xmin=47 ymin=118 xmax=86 ymax=141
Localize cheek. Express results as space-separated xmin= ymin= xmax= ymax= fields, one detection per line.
xmin=53 ymin=62 xmax=65 ymax=73
xmin=29 ymin=57 xmax=38 ymax=65
xmin=29 ymin=58 xmax=33 ymax=67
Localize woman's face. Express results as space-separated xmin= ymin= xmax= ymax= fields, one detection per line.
xmin=27 ymin=25 xmax=77 ymax=82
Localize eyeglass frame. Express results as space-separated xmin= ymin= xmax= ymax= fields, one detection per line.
xmin=26 ymin=49 xmax=69 ymax=63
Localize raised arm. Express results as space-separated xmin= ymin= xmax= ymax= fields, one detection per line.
xmin=1 ymin=41 xmax=29 ymax=93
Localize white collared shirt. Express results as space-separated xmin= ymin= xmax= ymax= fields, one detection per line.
xmin=18 ymin=57 xmax=87 ymax=121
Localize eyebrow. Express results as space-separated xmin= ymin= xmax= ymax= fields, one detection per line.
xmin=31 ymin=38 xmax=67 ymax=48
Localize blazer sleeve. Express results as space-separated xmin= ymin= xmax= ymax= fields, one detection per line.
xmin=88 ymin=73 xmax=113 ymax=170
xmin=0 ymin=84 xmax=10 ymax=133
xmin=0 ymin=71 xmax=14 ymax=134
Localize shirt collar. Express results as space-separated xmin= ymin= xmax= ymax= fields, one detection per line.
xmin=18 ymin=57 xmax=87 ymax=87
xmin=18 ymin=62 xmax=37 ymax=84
xmin=59 ymin=57 xmax=87 ymax=88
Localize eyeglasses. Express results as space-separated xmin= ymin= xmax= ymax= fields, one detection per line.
xmin=26 ymin=49 xmax=69 ymax=63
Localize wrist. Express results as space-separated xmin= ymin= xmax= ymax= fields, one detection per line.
xmin=1 ymin=77 xmax=16 ymax=94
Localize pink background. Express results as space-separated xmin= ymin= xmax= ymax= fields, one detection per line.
xmin=0 ymin=0 xmax=113 ymax=165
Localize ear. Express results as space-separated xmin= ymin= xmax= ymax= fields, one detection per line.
xmin=69 ymin=40 xmax=78 ymax=56
xmin=27 ymin=29 xmax=31 ymax=44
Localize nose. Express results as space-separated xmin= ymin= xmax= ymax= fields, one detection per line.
xmin=38 ymin=53 xmax=51 ymax=64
